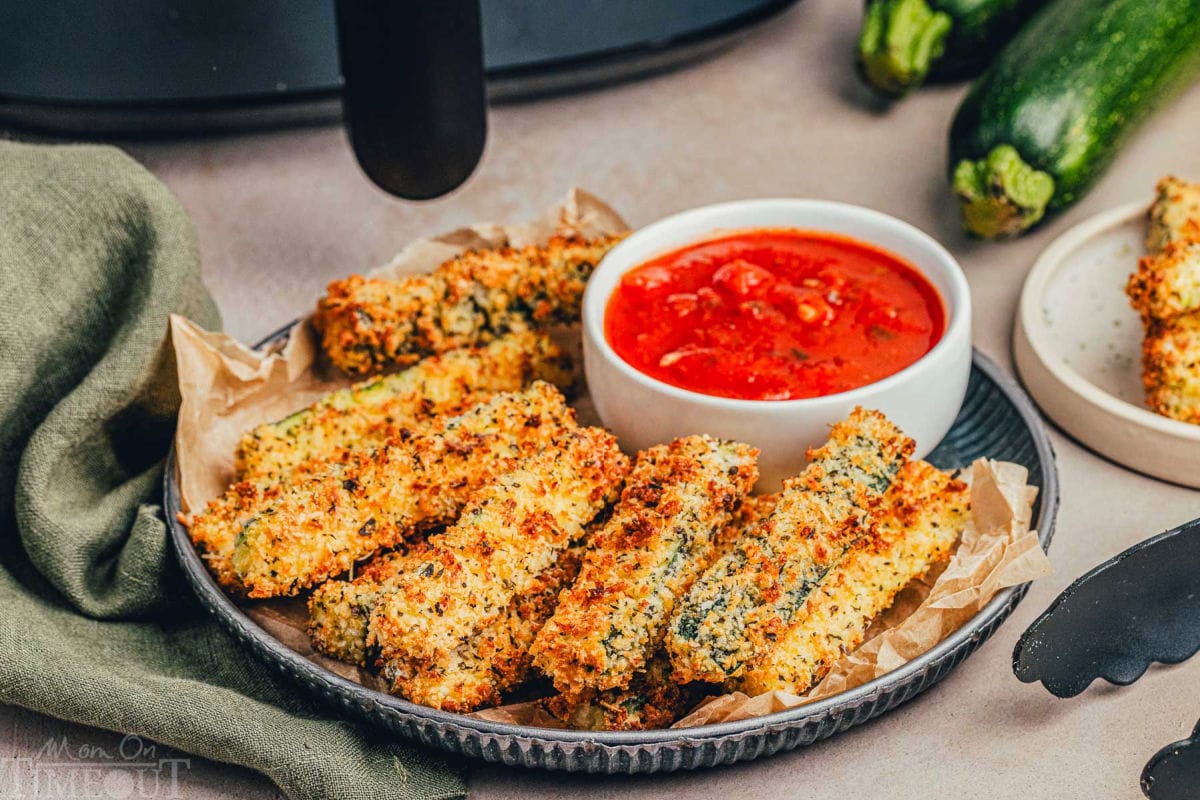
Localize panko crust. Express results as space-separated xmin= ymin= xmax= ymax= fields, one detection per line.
xmin=666 ymin=407 xmax=914 ymax=684
xmin=367 ymin=425 xmax=628 ymax=669
xmin=235 ymin=332 xmax=574 ymax=484
xmin=1147 ymin=175 xmax=1200 ymax=253
xmin=531 ymin=435 xmax=758 ymax=698
xmin=1142 ymin=313 xmax=1200 ymax=424
xmin=314 ymin=235 xmax=624 ymax=376
xmin=230 ymin=382 xmax=579 ymax=598
xmin=381 ymin=549 xmax=582 ymax=712
xmin=1126 ymin=241 xmax=1200 ymax=325
xmin=737 ymin=460 xmax=968 ymax=696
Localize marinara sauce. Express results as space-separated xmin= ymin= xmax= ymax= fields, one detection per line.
xmin=604 ymin=229 xmax=945 ymax=401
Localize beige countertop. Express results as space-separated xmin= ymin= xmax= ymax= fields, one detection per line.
xmin=6 ymin=1 xmax=1200 ymax=797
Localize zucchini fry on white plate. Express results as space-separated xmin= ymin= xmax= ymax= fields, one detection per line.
xmin=1146 ymin=175 xmax=1200 ymax=253
xmin=1141 ymin=313 xmax=1200 ymax=425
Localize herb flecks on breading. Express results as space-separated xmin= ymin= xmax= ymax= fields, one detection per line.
xmin=236 ymin=332 xmax=574 ymax=483
xmin=314 ymin=235 xmax=624 ymax=376
xmin=665 ymin=408 xmax=913 ymax=683
xmin=367 ymin=427 xmax=628 ymax=669
xmin=531 ymin=435 xmax=757 ymax=698
xmin=230 ymin=382 xmax=580 ymax=598
xmin=737 ymin=460 xmax=967 ymax=696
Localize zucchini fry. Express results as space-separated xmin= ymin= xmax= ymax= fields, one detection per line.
xmin=737 ymin=460 xmax=968 ymax=696
xmin=368 ymin=426 xmax=628 ymax=668
xmin=236 ymin=332 xmax=574 ymax=483
xmin=314 ymin=235 xmax=624 ymax=376
xmin=1147 ymin=175 xmax=1200 ymax=253
xmin=381 ymin=550 xmax=582 ymax=712
xmin=666 ymin=408 xmax=913 ymax=684
xmin=185 ymin=457 xmax=332 ymax=595
xmin=231 ymin=382 xmax=579 ymax=598
xmin=539 ymin=490 xmax=777 ymax=729
xmin=540 ymin=653 xmax=700 ymax=731
xmin=531 ymin=436 xmax=758 ymax=697
xmin=1126 ymin=242 xmax=1200 ymax=326
xmin=1142 ymin=313 xmax=1200 ymax=424
xmin=307 ymin=547 xmax=421 ymax=666
xmin=715 ymin=492 xmax=779 ymax=559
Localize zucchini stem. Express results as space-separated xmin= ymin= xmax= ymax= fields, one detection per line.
xmin=953 ymin=145 xmax=1055 ymax=239
xmin=857 ymin=0 xmax=953 ymax=99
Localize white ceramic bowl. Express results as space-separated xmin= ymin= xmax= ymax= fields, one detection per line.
xmin=582 ymin=199 xmax=972 ymax=490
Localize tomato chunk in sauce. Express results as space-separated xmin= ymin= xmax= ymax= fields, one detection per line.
xmin=604 ymin=229 xmax=945 ymax=401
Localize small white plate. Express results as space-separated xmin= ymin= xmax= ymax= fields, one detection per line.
xmin=1014 ymin=201 xmax=1200 ymax=488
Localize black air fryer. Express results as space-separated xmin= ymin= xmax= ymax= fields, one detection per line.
xmin=0 ymin=1 xmax=799 ymax=199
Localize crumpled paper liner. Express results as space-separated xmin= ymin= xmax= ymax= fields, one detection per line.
xmin=170 ymin=190 xmax=1052 ymax=731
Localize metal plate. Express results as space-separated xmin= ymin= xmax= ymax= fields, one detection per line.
xmin=165 ymin=342 xmax=1058 ymax=773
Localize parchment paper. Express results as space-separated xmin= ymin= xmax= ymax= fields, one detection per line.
xmin=170 ymin=190 xmax=1052 ymax=730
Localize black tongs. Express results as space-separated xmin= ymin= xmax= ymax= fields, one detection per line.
xmin=1013 ymin=519 xmax=1200 ymax=799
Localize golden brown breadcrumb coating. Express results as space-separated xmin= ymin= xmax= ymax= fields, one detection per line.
xmin=314 ymin=235 xmax=624 ymax=376
xmin=381 ymin=549 xmax=582 ymax=712
xmin=539 ymin=653 xmax=702 ymax=731
xmin=367 ymin=425 xmax=628 ymax=669
xmin=235 ymin=332 xmax=574 ymax=484
xmin=1147 ymin=175 xmax=1200 ymax=253
xmin=184 ymin=457 xmax=334 ymax=595
xmin=665 ymin=408 xmax=914 ymax=684
xmin=1126 ymin=241 xmax=1200 ymax=326
xmin=737 ymin=460 xmax=968 ymax=696
xmin=230 ymin=382 xmax=579 ymax=598
xmin=530 ymin=435 xmax=758 ymax=698
xmin=1142 ymin=313 xmax=1200 ymax=424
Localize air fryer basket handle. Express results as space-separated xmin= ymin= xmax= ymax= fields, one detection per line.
xmin=334 ymin=0 xmax=487 ymax=200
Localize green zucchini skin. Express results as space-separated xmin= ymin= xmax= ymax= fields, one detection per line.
xmin=925 ymin=0 xmax=1047 ymax=79
xmin=857 ymin=0 xmax=1048 ymax=98
xmin=950 ymin=0 xmax=1200 ymax=239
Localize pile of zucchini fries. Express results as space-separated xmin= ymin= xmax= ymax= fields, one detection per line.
xmin=184 ymin=236 xmax=972 ymax=730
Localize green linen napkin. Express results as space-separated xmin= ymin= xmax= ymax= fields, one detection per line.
xmin=0 ymin=140 xmax=466 ymax=800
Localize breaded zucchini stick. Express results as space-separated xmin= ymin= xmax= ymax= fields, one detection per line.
xmin=537 ymin=492 xmax=778 ymax=730
xmin=1141 ymin=313 xmax=1200 ymax=424
xmin=231 ymin=382 xmax=579 ymax=597
xmin=185 ymin=457 xmax=332 ymax=595
xmin=381 ymin=550 xmax=582 ymax=712
xmin=531 ymin=436 xmax=758 ymax=697
xmin=540 ymin=653 xmax=700 ymax=731
xmin=1126 ymin=242 xmax=1200 ymax=325
xmin=368 ymin=426 xmax=628 ymax=667
xmin=1147 ymin=175 xmax=1200 ymax=253
xmin=236 ymin=332 xmax=574 ymax=483
xmin=737 ymin=460 xmax=968 ymax=696
xmin=314 ymin=235 xmax=624 ymax=376
xmin=307 ymin=547 xmax=423 ymax=666
xmin=715 ymin=492 xmax=780 ymax=559
xmin=666 ymin=408 xmax=914 ymax=684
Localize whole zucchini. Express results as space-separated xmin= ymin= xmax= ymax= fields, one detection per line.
xmin=949 ymin=0 xmax=1200 ymax=239
xmin=857 ymin=0 xmax=1048 ymax=98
